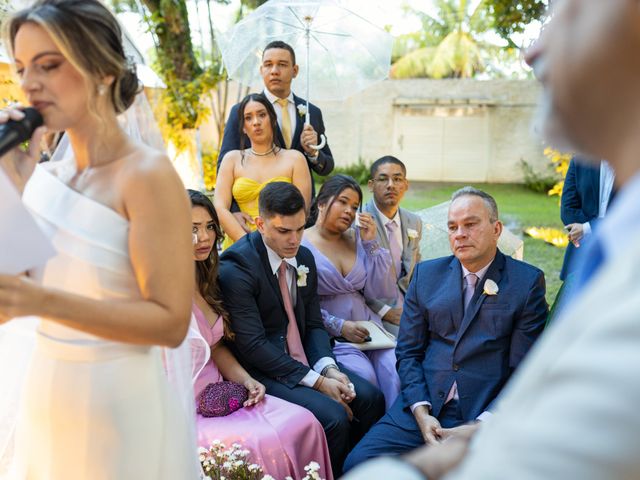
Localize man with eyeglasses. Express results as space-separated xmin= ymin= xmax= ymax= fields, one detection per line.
xmin=363 ymin=156 xmax=422 ymax=336
xmin=344 ymin=187 xmax=547 ymax=473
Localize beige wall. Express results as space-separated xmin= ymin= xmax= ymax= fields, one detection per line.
xmin=315 ymin=79 xmax=545 ymax=183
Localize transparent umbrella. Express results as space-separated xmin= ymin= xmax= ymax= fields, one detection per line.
xmin=218 ymin=0 xmax=393 ymax=148
xmin=417 ymin=202 xmax=524 ymax=261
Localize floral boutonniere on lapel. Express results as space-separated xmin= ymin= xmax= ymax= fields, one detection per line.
xmin=297 ymin=104 xmax=307 ymax=118
xmin=296 ymin=265 xmax=310 ymax=287
xmin=407 ymin=228 xmax=419 ymax=240
xmin=483 ymin=279 xmax=499 ymax=296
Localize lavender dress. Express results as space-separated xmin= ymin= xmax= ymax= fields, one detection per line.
xmin=192 ymin=305 xmax=333 ymax=480
xmin=302 ymin=233 xmax=401 ymax=409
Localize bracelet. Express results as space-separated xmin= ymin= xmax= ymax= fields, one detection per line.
xmin=321 ymin=364 xmax=340 ymax=376
xmin=315 ymin=375 xmax=325 ymax=391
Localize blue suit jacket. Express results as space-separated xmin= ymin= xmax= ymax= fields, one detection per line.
xmin=218 ymin=231 xmax=335 ymax=388
xmin=560 ymin=158 xmax=602 ymax=280
xmin=395 ymin=250 xmax=548 ymax=424
xmin=217 ymin=93 xmax=334 ymax=199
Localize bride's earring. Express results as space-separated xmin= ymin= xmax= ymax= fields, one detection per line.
xmin=98 ymin=84 xmax=107 ymax=96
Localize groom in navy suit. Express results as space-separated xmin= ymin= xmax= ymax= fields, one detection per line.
xmin=219 ymin=182 xmax=384 ymax=476
xmin=344 ymin=187 xmax=548 ymax=471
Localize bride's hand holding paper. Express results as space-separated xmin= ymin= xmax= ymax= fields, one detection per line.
xmin=0 ymin=163 xmax=55 ymax=277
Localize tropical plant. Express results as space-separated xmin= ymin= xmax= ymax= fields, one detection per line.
xmin=486 ymin=0 xmax=548 ymax=47
xmin=110 ymin=0 xmax=266 ymax=151
xmin=392 ymin=0 xmax=547 ymax=79
xmin=544 ymin=147 xmax=571 ymax=199
xmin=391 ymin=0 xmax=496 ymax=79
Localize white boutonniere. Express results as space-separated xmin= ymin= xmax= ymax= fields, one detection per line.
xmin=407 ymin=228 xmax=419 ymax=240
xmin=297 ymin=104 xmax=307 ymax=117
xmin=483 ymin=279 xmax=499 ymax=296
xmin=296 ymin=265 xmax=310 ymax=287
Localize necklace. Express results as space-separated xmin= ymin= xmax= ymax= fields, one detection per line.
xmin=250 ymin=145 xmax=276 ymax=157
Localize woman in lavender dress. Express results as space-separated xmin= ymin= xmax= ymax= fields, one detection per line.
xmin=302 ymin=175 xmax=400 ymax=409
xmin=188 ymin=190 xmax=333 ymax=480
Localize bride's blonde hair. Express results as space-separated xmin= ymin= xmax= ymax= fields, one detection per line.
xmin=3 ymin=0 xmax=141 ymax=115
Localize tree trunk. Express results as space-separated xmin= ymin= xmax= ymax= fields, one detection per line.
xmin=141 ymin=0 xmax=202 ymax=82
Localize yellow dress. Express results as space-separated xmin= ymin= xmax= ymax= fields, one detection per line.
xmin=222 ymin=176 xmax=292 ymax=250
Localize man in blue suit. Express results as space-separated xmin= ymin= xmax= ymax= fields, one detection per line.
xmin=217 ymin=40 xmax=334 ymax=218
xmin=560 ymin=157 xmax=615 ymax=280
xmin=343 ymin=187 xmax=548 ymax=471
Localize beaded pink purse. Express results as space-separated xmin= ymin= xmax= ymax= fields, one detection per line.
xmin=197 ymin=381 xmax=249 ymax=417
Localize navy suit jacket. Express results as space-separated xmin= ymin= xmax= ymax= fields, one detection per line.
xmin=395 ymin=250 xmax=548 ymax=424
xmin=217 ymin=93 xmax=334 ymax=199
xmin=560 ymin=158 xmax=602 ymax=280
xmin=218 ymin=231 xmax=335 ymax=388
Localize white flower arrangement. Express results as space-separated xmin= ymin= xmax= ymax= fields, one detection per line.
xmin=407 ymin=228 xmax=419 ymax=240
xmin=297 ymin=104 xmax=307 ymax=117
xmin=199 ymin=441 xmax=264 ymax=480
xmin=200 ymin=440 xmax=325 ymax=480
xmin=483 ymin=279 xmax=499 ymax=296
xmin=297 ymin=265 xmax=310 ymax=287
xmin=302 ymin=461 xmax=322 ymax=480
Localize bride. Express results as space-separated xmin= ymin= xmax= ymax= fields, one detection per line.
xmin=0 ymin=1 xmax=198 ymax=478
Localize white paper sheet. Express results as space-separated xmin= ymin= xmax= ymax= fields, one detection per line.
xmin=0 ymin=168 xmax=55 ymax=274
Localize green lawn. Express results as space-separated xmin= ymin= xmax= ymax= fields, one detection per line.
xmin=360 ymin=183 xmax=566 ymax=306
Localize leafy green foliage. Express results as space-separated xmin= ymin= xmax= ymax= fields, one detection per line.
xmin=313 ymin=158 xmax=371 ymax=186
xmin=486 ymin=0 xmax=548 ymax=47
xmin=393 ymin=0 xmax=546 ymax=79
xmin=108 ymin=0 xmax=266 ymax=151
xmin=392 ymin=0 xmax=501 ymax=79
xmin=519 ymin=159 xmax=560 ymax=194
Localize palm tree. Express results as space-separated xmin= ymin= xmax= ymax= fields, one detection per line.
xmin=392 ymin=0 xmax=496 ymax=79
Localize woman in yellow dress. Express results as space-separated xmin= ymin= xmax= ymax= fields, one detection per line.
xmin=214 ymin=93 xmax=311 ymax=249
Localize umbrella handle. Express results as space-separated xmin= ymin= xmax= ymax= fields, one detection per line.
xmin=308 ymin=134 xmax=327 ymax=151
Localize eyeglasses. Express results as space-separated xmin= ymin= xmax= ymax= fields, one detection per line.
xmin=373 ymin=175 xmax=406 ymax=185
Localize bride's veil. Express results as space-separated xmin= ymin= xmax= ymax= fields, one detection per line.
xmin=0 ymin=92 xmax=209 ymax=477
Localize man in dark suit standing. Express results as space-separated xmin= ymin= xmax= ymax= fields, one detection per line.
xmin=560 ymin=156 xmax=615 ymax=280
xmin=343 ymin=187 xmax=548 ymax=471
xmin=218 ymin=41 xmax=334 ymax=227
xmin=363 ymin=156 xmax=422 ymax=336
xmin=218 ymin=182 xmax=384 ymax=476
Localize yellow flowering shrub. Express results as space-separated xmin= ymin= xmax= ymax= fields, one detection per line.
xmin=544 ymin=147 xmax=571 ymax=199
xmin=524 ymin=227 xmax=569 ymax=248
xmin=201 ymin=146 xmax=218 ymax=192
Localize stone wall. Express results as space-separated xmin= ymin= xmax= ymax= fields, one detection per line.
xmin=314 ymin=79 xmax=545 ymax=183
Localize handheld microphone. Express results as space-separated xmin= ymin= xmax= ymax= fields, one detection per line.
xmin=0 ymin=107 xmax=44 ymax=157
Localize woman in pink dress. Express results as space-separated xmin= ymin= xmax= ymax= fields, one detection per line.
xmin=188 ymin=189 xmax=333 ymax=480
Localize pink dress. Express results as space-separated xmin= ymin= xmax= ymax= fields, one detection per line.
xmin=192 ymin=305 xmax=333 ymax=480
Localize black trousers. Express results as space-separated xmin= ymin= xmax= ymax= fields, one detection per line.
xmin=261 ymin=365 xmax=385 ymax=477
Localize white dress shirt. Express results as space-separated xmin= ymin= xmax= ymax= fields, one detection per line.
xmin=264 ymin=243 xmax=337 ymax=387
xmin=583 ymin=160 xmax=615 ymax=235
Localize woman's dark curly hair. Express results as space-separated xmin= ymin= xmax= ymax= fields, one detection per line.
xmin=309 ymin=174 xmax=362 ymax=226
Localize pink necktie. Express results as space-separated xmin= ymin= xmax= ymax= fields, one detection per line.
xmin=385 ymin=220 xmax=402 ymax=279
xmin=277 ymin=261 xmax=309 ymax=366
xmin=464 ymin=273 xmax=478 ymax=312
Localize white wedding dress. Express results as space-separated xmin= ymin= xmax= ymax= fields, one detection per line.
xmin=7 ymin=163 xmax=198 ymax=479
